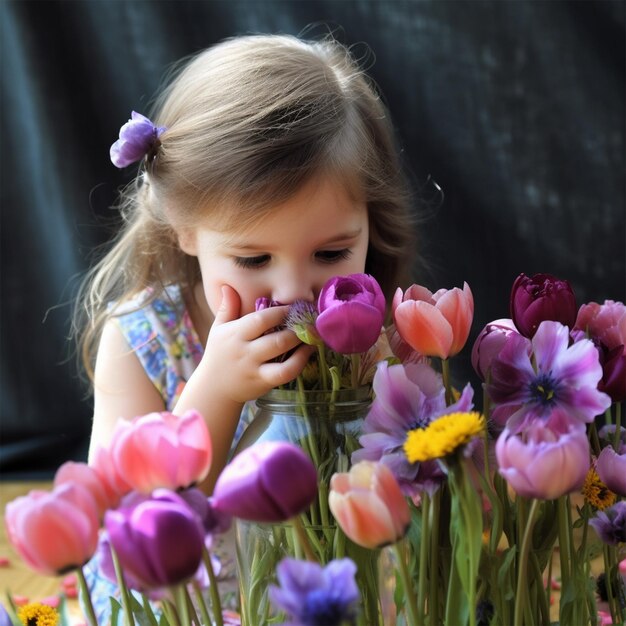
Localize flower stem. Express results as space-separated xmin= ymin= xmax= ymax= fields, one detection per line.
xmin=613 ymin=402 xmax=622 ymax=450
xmin=394 ymin=540 xmax=419 ymax=626
xmin=111 ymin=546 xmax=136 ymax=626
xmin=202 ymin=546 xmax=224 ymax=626
xmin=292 ymin=515 xmax=318 ymax=562
xmin=513 ymin=498 xmax=540 ymax=626
xmin=317 ymin=344 xmax=329 ymax=390
xmin=441 ymin=358 xmax=453 ymax=405
xmin=174 ymin=585 xmax=190 ymax=626
xmin=429 ymin=489 xmax=441 ymax=626
xmin=191 ymin=581 xmax=212 ymax=626
xmin=75 ymin=568 xmax=98 ymax=626
xmin=416 ymin=493 xmax=430 ymax=623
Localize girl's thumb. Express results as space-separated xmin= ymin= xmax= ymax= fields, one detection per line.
xmin=213 ymin=285 xmax=241 ymax=325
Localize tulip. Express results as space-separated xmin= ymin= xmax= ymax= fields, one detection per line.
xmin=5 ymin=483 xmax=99 ymax=576
xmin=392 ymin=282 xmax=474 ymax=359
xmin=105 ymin=489 xmax=205 ymax=589
xmin=495 ymin=409 xmax=590 ymax=499
xmin=575 ymin=300 xmax=626 ymax=353
xmin=328 ymin=461 xmax=410 ymax=549
xmin=510 ymin=273 xmax=577 ymax=338
xmin=596 ymin=444 xmax=626 ymax=497
xmin=471 ymin=318 xmax=520 ymax=381
xmin=316 ymin=273 xmax=386 ymax=354
xmin=110 ymin=409 xmax=212 ymax=493
xmin=90 ymin=443 xmax=132 ymax=501
xmin=597 ymin=343 xmax=626 ymax=402
xmin=212 ymin=441 xmax=318 ymax=523
xmin=54 ymin=460 xmax=120 ymax=518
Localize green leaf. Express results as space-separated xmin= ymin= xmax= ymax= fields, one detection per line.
xmin=110 ymin=597 xmax=123 ymax=626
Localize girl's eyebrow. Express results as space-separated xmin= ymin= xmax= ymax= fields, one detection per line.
xmin=227 ymin=228 xmax=364 ymax=252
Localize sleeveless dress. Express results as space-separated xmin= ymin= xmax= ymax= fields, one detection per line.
xmin=82 ymin=285 xmax=254 ymax=623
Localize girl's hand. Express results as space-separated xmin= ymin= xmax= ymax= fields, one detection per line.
xmin=200 ymin=285 xmax=313 ymax=404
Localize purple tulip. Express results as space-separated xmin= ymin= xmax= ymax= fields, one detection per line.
xmin=589 ymin=501 xmax=626 ymax=545
xmin=597 ymin=343 xmax=626 ymax=402
xmin=212 ymin=442 xmax=318 ymax=523
xmin=316 ymin=274 xmax=386 ymax=354
xmin=510 ymin=273 xmax=577 ymax=338
xmin=596 ymin=444 xmax=626 ymax=497
xmin=269 ymin=557 xmax=359 ymax=626
xmin=104 ymin=489 xmax=205 ymax=589
xmin=110 ymin=111 xmax=166 ymax=168
xmin=177 ymin=487 xmax=232 ymax=535
xmin=495 ymin=409 xmax=590 ymax=500
xmin=471 ymin=318 xmax=521 ymax=381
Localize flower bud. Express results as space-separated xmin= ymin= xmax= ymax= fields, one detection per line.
xmin=510 ymin=273 xmax=577 ymax=338
xmin=471 ymin=318 xmax=519 ymax=381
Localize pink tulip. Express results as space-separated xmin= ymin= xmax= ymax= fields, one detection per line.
xmin=471 ymin=318 xmax=520 ymax=381
xmin=392 ymin=282 xmax=474 ymax=359
xmin=575 ymin=300 xmax=626 ymax=354
xmin=110 ymin=409 xmax=212 ymax=493
xmin=495 ymin=409 xmax=590 ymax=500
xmin=328 ymin=461 xmax=410 ymax=549
xmin=5 ymin=483 xmax=99 ymax=576
xmin=90 ymin=443 xmax=132 ymax=502
xmin=596 ymin=444 xmax=626 ymax=497
xmin=54 ymin=461 xmax=120 ymax=518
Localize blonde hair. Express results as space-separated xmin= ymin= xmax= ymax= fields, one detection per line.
xmin=75 ymin=33 xmax=417 ymax=377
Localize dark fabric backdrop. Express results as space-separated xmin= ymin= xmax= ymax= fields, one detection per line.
xmin=1 ymin=0 xmax=624 ymax=478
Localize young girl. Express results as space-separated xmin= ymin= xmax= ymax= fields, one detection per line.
xmin=78 ymin=32 xmax=416 ymax=618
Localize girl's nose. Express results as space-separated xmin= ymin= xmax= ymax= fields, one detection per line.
xmin=272 ymin=273 xmax=315 ymax=305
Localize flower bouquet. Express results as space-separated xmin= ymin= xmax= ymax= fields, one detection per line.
xmin=4 ymin=272 xmax=626 ymax=626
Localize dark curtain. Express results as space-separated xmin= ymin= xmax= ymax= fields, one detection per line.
xmin=1 ymin=0 xmax=624 ymax=478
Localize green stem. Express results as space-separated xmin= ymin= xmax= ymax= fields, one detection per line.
xmin=162 ymin=600 xmax=181 ymax=626
xmin=111 ymin=547 xmax=136 ymax=626
xmin=202 ymin=546 xmax=224 ymax=626
xmin=513 ymin=498 xmax=540 ymax=626
xmin=292 ymin=515 xmax=318 ymax=562
xmin=429 ymin=489 xmax=441 ymax=626
xmin=416 ymin=493 xmax=430 ymax=623
xmin=394 ymin=540 xmax=419 ymax=626
xmin=614 ymin=402 xmax=622 ymax=450
xmin=75 ymin=568 xmax=98 ymax=626
xmin=140 ymin=594 xmax=159 ymax=626
xmin=174 ymin=585 xmax=190 ymax=626
xmin=441 ymin=358 xmax=453 ymax=405
xmin=191 ymin=580 xmax=212 ymax=626
xmin=557 ymin=495 xmax=571 ymax=591
xmin=350 ymin=353 xmax=360 ymax=388
xmin=317 ymin=344 xmax=329 ymax=390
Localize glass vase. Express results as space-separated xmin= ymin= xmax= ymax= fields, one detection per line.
xmin=234 ymin=386 xmax=394 ymax=626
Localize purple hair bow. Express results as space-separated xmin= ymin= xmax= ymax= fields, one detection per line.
xmin=110 ymin=111 xmax=166 ymax=168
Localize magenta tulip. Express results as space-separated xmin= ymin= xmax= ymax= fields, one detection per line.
xmin=597 ymin=343 xmax=626 ymax=402
xmin=471 ymin=318 xmax=520 ymax=381
xmin=212 ymin=441 xmax=318 ymax=523
xmin=392 ymin=282 xmax=474 ymax=359
xmin=328 ymin=461 xmax=410 ymax=549
xmin=316 ymin=274 xmax=386 ymax=354
xmin=110 ymin=409 xmax=212 ymax=493
xmin=495 ymin=409 xmax=590 ymax=499
xmin=510 ymin=273 xmax=577 ymax=338
xmin=5 ymin=483 xmax=99 ymax=576
xmin=105 ymin=489 xmax=205 ymax=589
xmin=596 ymin=444 xmax=626 ymax=497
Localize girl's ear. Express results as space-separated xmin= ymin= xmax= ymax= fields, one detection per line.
xmin=177 ymin=228 xmax=198 ymax=256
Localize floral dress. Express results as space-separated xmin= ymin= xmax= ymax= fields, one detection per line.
xmin=82 ymin=285 xmax=254 ymax=623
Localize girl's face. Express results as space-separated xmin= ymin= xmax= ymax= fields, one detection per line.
xmin=181 ymin=175 xmax=369 ymax=319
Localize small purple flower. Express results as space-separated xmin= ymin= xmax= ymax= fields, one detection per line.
xmin=104 ymin=488 xmax=205 ymax=589
xmin=589 ymin=501 xmax=626 ymax=545
xmin=352 ymin=360 xmax=474 ymax=496
xmin=110 ymin=111 xmax=166 ymax=168
xmin=487 ymin=320 xmax=611 ymax=433
xmin=596 ymin=444 xmax=626 ymax=497
xmin=212 ymin=442 xmax=318 ymax=523
xmin=269 ymin=558 xmax=359 ymax=626
xmin=286 ymin=300 xmax=322 ymax=346
xmin=316 ymin=274 xmax=385 ymax=354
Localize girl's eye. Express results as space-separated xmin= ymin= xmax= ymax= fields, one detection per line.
xmin=315 ymin=249 xmax=353 ymax=264
xmin=234 ymin=255 xmax=270 ymax=269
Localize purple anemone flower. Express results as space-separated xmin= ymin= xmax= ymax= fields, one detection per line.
xmin=352 ymin=361 xmax=474 ymax=496
xmin=487 ymin=320 xmax=611 ymax=433
xmin=589 ymin=501 xmax=626 ymax=545
xmin=269 ymin=558 xmax=359 ymax=626
xmin=110 ymin=112 xmax=166 ymax=168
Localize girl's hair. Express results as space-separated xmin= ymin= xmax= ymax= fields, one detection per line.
xmin=75 ymin=33 xmax=417 ymax=378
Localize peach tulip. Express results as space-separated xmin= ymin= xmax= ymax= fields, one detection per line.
xmin=110 ymin=409 xmax=212 ymax=493
xmin=5 ymin=483 xmax=99 ymax=576
xmin=329 ymin=461 xmax=410 ymax=549
xmin=392 ymin=282 xmax=474 ymax=359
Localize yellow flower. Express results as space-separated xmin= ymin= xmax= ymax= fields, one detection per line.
xmin=582 ymin=467 xmax=616 ymax=510
xmin=404 ymin=412 xmax=486 ymax=463
xmin=17 ymin=603 xmax=59 ymax=626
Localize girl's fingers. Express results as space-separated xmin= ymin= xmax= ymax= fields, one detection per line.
xmin=212 ymin=285 xmax=241 ymax=326
xmin=253 ymin=328 xmax=302 ymax=362
xmin=259 ymin=344 xmax=315 ymax=388
xmin=236 ymin=305 xmax=292 ymax=338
